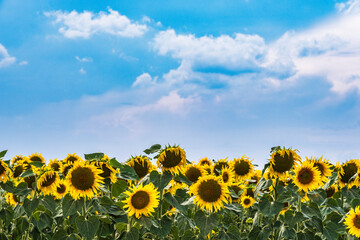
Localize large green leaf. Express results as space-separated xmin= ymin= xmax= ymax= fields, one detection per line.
xmin=111 ymin=180 xmax=128 ymax=197
xmin=35 ymin=212 xmax=52 ymax=231
xmin=307 ymin=189 xmax=326 ymax=205
xmin=248 ymin=226 xmax=272 ymax=240
xmin=15 ymin=217 xmax=29 ymax=235
xmin=254 ymin=178 xmax=272 ymax=198
xmin=41 ymin=195 xmax=58 ymax=214
xmin=143 ymin=144 xmax=162 ymax=154
xmin=0 ymin=150 xmax=7 ymax=158
xmin=75 ymin=216 xmax=100 ymax=240
xmin=120 ymin=227 xmax=139 ymax=240
xmin=0 ymin=208 xmax=14 ymax=227
xmin=23 ymin=197 xmax=40 ymax=217
xmin=302 ymin=201 xmax=322 ymax=219
xmin=149 ymin=170 xmax=172 ymax=190
xmin=164 ymin=192 xmax=187 ymax=214
xmin=62 ymin=194 xmax=84 ymax=217
xmin=150 ymin=216 xmax=173 ymax=238
xmin=84 ymin=152 xmax=105 ymax=161
xmin=258 ymin=197 xmax=283 ymax=217
xmin=284 ymin=210 xmax=305 ymax=228
xmin=194 ymin=210 xmax=218 ymax=237
xmin=118 ymin=164 xmax=139 ymax=181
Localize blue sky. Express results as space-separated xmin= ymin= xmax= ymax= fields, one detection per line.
xmin=1 ymin=0 xmax=360 ymax=166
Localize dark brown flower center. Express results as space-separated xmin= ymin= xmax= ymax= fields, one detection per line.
xmin=70 ymin=167 xmax=95 ymax=191
xmin=185 ymin=167 xmax=202 ymax=183
xmin=199 ymin=159 xmax=211 ymax=166
xmin=272 ymin=151 xmax=295 ymax=173
xmin=340 ymin=163 xmax=358 ymax=183
xmin=57 ymin=184 xmax=66 ymax=194
xmin=133 ymin=160 xmax=150 ymax=179
xmin=40 ymin=173 xmax=56 ymax=187
xmin=66 ymin=156 xmax=78 ymax=164
xmin=51 ymin=162 xmax=60 ymax=171
xmin=325 ymin=186 xmax=335 ymax=198
xmin=297 ymin=168 xmax=314 ymax=185
xmin=0 ymin=163 xmax=5 ymax=175
xmin=313 ymin=162 xmax=324 ymax=176
xmin=198 ymin=179 xmax=222 ymax=202
xmin=62 ymin=165 xmax=73 ymax=176
xmin=222 ymin=172 xmax=229 ymax=183
xmin=161 ymin=149 xmax=182 ymax=168
xmin=245 ymin=188 xmax=254 ymax=198
xmin=353 ymin=215 xmax=360 ymax=229
xmin=98 ymin=163 xmax=111 ymax=178
xmin=243 ymin=198 xmax=251 ymax=205
xmin=13 ymin=165 xmax=24 ymax=178
xmin=131 ymin=190 xmax=150 ymax=209
xmin=30 ymin=156 xmax=42 ymax=162
xmin=234 ymin=160 xmax=250 ymax=176
xmin=24 ymin=176 xmax=36 ymax=188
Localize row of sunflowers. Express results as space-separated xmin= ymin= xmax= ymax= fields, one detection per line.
xmin=0 ymin=144 xmax=360 ymax=239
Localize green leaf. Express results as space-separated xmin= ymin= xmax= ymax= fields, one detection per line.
xmin=0 ymin=181 xmax=15 ymax=193
xmin=150 ymin=216 xmax=173 ymax=238
xmin=23 ymin=198 xmax=40 ymax=217
xmin=41 ymin=195 xmax=58 ymax=214
xmin=258 ymin=197 xmax=283 ymax=217
xmin=144 ymin=144 xmax=162 ymax=154
xmin=248 ymin=226 xmax=272 ymax=240
xmin=182 ymin=230 xmax=197 ymax=240
xmin=111 ymin=180 xmax=128 ymax=197
xmin=323 ymin=224 xmax=338 ymax=240
xmin=84 ymin=152 xmax=104 ymax=161
xmin=218 ymin=224 xmax=240 ymax=240
xmin=0 ymin=150 xmax=7 ymax=158
xmin=16 ymin=217 xmax=29 ymax=235
xmin=149 ymin=170 xmax=172 ymax=190
xmin=307 ymin=189 xmax=326 ymax=205
xmin=52 ymin=229 xmax=68 ymax=240
xmin=75 ymin=216 xmax=100 ymax=240
xmin=0 ymin=233 xmax=8 ymax=240
xmin=109 ymin=158 xmax=123 ymax=168
xmin=120 ymin=227 xmax=139 ymax=240
xmin=309 ymin=216 xmax=323 ymax=233
xmin=116 ymin=222 xmax=127 ymax=235
xmin=323 ymin=171 xmax=338 ymax=189
xmin=14 ymin=181 xmax=33 ymax=196
xmin=279 ymin=225 xmax=296 ymax=239
xmin=118 ymin=164 xmax=139 ymax=181
xmin=98 ymin=221 xmax=114 ymax=237
xmin=302 ymin=201 xmax=322 ymax=219
xmin=0 ymin=208 xmax=14 ymax=226
xmin=19 ymin=169 xmax=35 ymax=178
xmin=62 ymin=194 xmax=84 ymax=217
xmin=194 ymin=210 xmax=218 ymax=237
xmin=30 ymin=161 xmax=45 ymax=168
xmin=164 ymin=192 xmax=187 ymax=214
xmin=35 ymin=212 xmax=52 ymax=231
xmin=284 ymin=211 xmax=305 ymax=228
xmin=254 ymin=178 xmax=272 ymax=198
xmin=173 ymin=172 xmax=193 ymax=186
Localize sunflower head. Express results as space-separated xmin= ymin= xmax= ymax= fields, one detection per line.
xmin=0 ymin=160 xmax=11 ymax=183
xmin=325 ymin=185 xmax=337 ymax=198
xmin=123 ymin=183 xmax=160 ymax=219
xmin=28 ymin=153 xmax=46 ymax=164
xmin=52 ymin=179 xmax=68 ymax=199
xmin=306 ymin=156 xmax=332 ymax=184
xmin=182 ymin=164 xmax=206 ymax=183
xmin=5 ymin=193 xmax=20 ymax=207
xmin=11 ymin=155 xmax=27 ymax=166
xmin=64 ymin=153 xmax=82 ymax=164
xmin=345 ymin=206 xmax=360 ymax=238
xmin=37 ymin=170 xmax=60 ymax=195
xmin=127 ymin=156 xmax=156 ymax=180
xmin=231 ymin=156 xmax=254 ymax=181
xmin=220 ymin=167 xmax=234 ymax=185
xmin=338 ymin=159 xmax=360 ymax=188
xmin=198 ymin=157 xmax=213 ymax=167
xmin=213 ymin=158 xmax=230 ymax=176
xmin=240 ymin=195 xmax=255 ymax=209
xmin=66 ymin=160 xmax=104 ymax=200
xmin=190 ymin=175 xmax=229 ymax=213
xmin=60 ymin=163 xmax=73 ymax=177
xmin=269 ymin=148 xmax=301 ymax=180
xmin=48 ymin=159 xmax=62 ymax=172
xmin=157 ymin=146 xmax=186 ymax=175
xmin=247 ymin=170 xmax=262 ymax=185
xmin=293 ymin=161 xmax=322 ymax=192
xmin=94 ymin=161 xmax=117 ymax=184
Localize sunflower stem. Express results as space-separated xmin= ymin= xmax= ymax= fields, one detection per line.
xmin=296 ymin=196 xmax=302 ymax=233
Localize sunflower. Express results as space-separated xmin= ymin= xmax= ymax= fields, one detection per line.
xmin=60 ymin=163 xmax=73 ymax=177
xmin=220 ymin=167 xmax=234 ymax=185
xmin=5 ymin=193 xmax=20 ymax=207
xmin=48 ymin=159 xmax=62 ymax=172
xmin=37 ymin=170 xmax=60 ymax=195
xmin=0 ymin=160 xmax=11 ymax=183
xmin=190 ymin=175 xmax=229 ymax=213
xmin=127 ymin=156 xmax=156 ymax=180
xmin=182 ymin=164 xmax=206 ymax=183
xmin=66 ymin=160 xmax=104 ymax=199
xmin=242 ymin=186 xmax=255 ymax=198
xmin=167 ymin=180 xmax=188 ymax=195
xmin=306 ymin=156 xmax=332 ymax=184
xmin=102 ymin=154 xmax=110 ymax=162
xmin=240 ymin=195 xmax=255 ymax=208
xmin=11 ymin=155 xmax=27 ymax=166
xmin=198 ymin=157 xmax=213 ymax=167
xmin=325 ymin=185 xmax=337 ymax=198
xmin=94 ymin=161 xmax=117 ymax=184
xmin=123 ymin=183 xmax=159 ymax=219
xmin=269 ymin=148 xmax=301 ymax=180
xmin=213 ymin=158 xmax=230 ymax=176
xmin=247 ymin=170 xmax=262 ymax=186
xmin=28 ymin=152 xmax=46 ymax=164
xmin=338 ymin=159 xmax=360 ymax=188
xmin=345 ymin=206 xmax=360 ymax=238
xmin=64 ymin=153 xmax=82 ymax=164
xmin=52 ymin=179 xmax=68 ymax=199
xmin=293 ymin=161 xmax=321 ymax=192
xmin=231 ymin=156 xmax=254 ymax=182
xmin=11 ymin=162 xmax=25 ymax=179
xmin=157 ymin=146 xmax=186 ymax=175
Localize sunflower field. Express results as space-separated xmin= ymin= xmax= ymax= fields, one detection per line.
xmin=1 ymin=145 xmax=360 ymax=240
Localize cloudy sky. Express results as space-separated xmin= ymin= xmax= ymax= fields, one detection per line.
xmin=1 ymin=0 xmax=360 ymax=165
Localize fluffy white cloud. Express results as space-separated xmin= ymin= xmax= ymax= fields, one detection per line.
xmin=76 ymin=56 xmax=92 ymax=62
xmin=45 ymin=8 xmax=148 ymax=39
xmin=0 ymin=43 xmax=16 ymax=68
xmin=132 ymin=73 xmax=157 ymax=87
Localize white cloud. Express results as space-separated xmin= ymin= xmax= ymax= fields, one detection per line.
xmin=0 ymin=43 xmax=16 ymax=68
xmin=76 ymin=56 xmax=92 ymax=62
xmin=132 ymin=73 xmax=157 ymax=87
xmin=79 ymin=67 xmax=86 ymax=74
xmin=45 ymin=8 xmax=148 ymax=39
xmin=19 ymin=61 xmax=28 ymax=66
